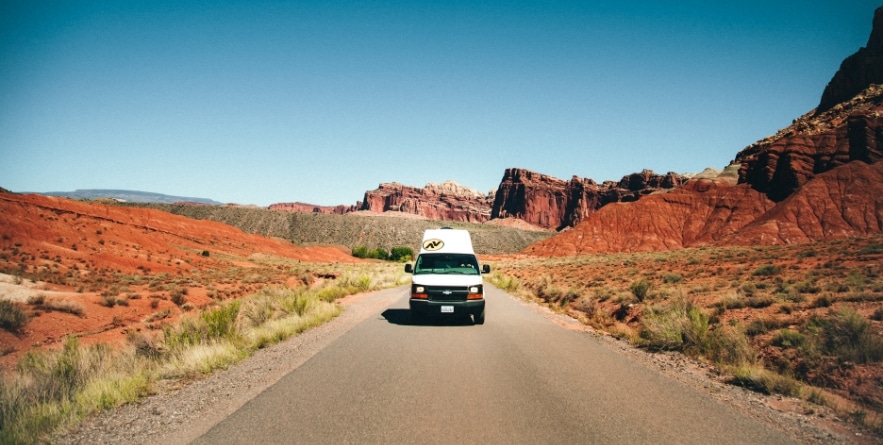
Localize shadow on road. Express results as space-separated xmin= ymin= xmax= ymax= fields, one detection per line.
xmin=380 ymin=309 xmax=475 ymax=327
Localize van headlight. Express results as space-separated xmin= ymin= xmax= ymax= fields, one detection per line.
xmin=415 ymin=286 xmax=425 ymax=293
xmin=469 ymin=286 xmax=479 ymax=293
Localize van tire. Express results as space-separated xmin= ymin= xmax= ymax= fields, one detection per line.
xmin=473 ymin=310 xmax=485 ymax=325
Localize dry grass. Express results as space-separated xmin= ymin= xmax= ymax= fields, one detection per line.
xmin=0 ymin=261 xmax=406 ymax=444
xmin=487 ymin=235 xmax=883 ymax=435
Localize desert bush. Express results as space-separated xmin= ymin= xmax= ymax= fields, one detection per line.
xmin=26 ymin=295 xmax=45 ymax=306
xmin=808 ymin=307 xmax=883 ymax=364
xmin=638 ymin=299 xmax=709 ymax=353
xmin=574 ymin=295 xmax=597 ymax=317
xmin=745 ymin=317 xmax=789 ymax=336
xmin=629 ymin=279 xmax=652 ymax=302
xmin=771 ymin=329 xmax=806 ymax=348
xmin=43 ymin=299 xmax=85 ymax=317
xmin=490 ymin=273 xmax=520 ymax=293
xmin=705 ymin=325 xmax=756 ymax=367
xmin=753 ymin=264 xmax=782 ymax=277
xmin=340 ymin=273 xmax=373 ymax=292
xmin=163 ymin=301 xmax=241 ymax=351
xmin=662 ymin=273 xmax=683 ymax=284
xmin=811 ymin=294 xmax=834 ymax=308
xmin=729 ymin=365 xmax=802 ymax=396
xmin=351 ymin=246 xmax=400 ymax=261
xmin=0 ymin=300 xmax=28 ymax=333
xmin=389 ymin=247 xmax=414 ymax=262
xmin=744 ymin=296 xmax=775 ymax=309
xmin=170 ymin=287 xmax=187 ymax=306
xmin=740 ymin=282 xmax=756 ymax=297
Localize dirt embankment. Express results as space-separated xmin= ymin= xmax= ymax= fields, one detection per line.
xmin=0 ymin=192 xmax=359 ymax=368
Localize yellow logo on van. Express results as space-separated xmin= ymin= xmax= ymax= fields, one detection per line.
xmin=422 ymin=239 xmax=444 ymax=251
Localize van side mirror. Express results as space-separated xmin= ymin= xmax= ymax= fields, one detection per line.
xmin=482 ymin=264 xmax=490 ymax=274
xmin=404 ymin=264 xmax=413 ymax=273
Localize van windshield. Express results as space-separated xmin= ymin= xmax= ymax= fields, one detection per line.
xmin=414 ymin=253 xmax=480 ymax=275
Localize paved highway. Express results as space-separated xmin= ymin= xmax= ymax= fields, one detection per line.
xmin=192 ymin=285 xmax=797 ymax=444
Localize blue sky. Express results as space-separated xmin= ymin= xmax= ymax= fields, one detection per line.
xmin=1 ymin=1 xmax=879 ymax=206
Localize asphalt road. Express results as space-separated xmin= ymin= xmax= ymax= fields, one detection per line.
xmin=192 ymin=285 xmax=798 ymax=445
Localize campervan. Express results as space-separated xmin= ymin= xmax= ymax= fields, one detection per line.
xmin=404 ymin=228 xmax=489 ymax=324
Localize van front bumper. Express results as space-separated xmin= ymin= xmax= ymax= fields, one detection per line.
xmin=409 ymin=298 xmax=484 ymax=317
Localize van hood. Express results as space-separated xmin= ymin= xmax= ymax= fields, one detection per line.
xmin=411 ymin=274 xmax=483 ymax=287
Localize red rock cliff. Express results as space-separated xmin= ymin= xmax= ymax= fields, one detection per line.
xmin=359 ymin=181 xmax=493 ymax=223
xmin=491 ymin=168 xmax=686 ymax=231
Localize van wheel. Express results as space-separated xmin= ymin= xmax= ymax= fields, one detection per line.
xmin=473 ymin=310 xmax=485 ymax=325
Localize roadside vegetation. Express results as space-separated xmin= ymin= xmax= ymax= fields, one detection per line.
xmin=487 ymin=235 xmax=883 ymax=437
xmin=0 ymin=261 xmax=407 ymax=444
xmin=351 ymin=246 xmax=413 ymax=261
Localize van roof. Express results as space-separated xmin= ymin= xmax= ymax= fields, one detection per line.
xmin=419 ymin=228 xmax=475 ymax=254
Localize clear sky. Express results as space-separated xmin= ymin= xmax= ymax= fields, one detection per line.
xmin=1 ymin=1 xmax=879 ymax=206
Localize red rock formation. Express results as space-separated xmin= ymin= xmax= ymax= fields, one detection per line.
xmin=737 ymin=7 xmax=883 ymax=201
xmin=359 ymin=181 xmax=493 ymax=223
xmin=269 ymin=202 xmax=357 ymax=215
xmin=720 ymin=160 xmax=883 ymax=245
xmin=491 ymin=168 xmax=687 ymax=231
xmin=735 ymin=85 xmax=883 ymax=201
xmin=522 ymin=177 xmax=775 ymax=255
xmin=524 ymin=160 xmax=883 ymax=256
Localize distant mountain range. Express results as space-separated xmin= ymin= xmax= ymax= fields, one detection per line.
xmin=41 ymin=189 xmax=223 ymax=205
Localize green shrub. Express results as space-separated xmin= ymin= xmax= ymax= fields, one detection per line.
xmin=752 ymin=264 xmax=782 ymax=277
xmin=730 ymin=365 xmax=802 ymax=396
xmin=771 ymin=329 xmax=805 ymax=348
xmin=368 ymin=247 xmax=389 ymax=260
xmin=390 ymin=247 xmax=414 ymax=262
xmin=630 ymin=279 xmax=652 ymax=302
xmin=808 ymin=307 xmax=883 ymax=364
xmin=662 ymin=273 xmax=683 ymax=284
xmin=638 ymin=299 xmax=709 ymax=353
xmin=0 ymin=300 xmax=28 ymax=333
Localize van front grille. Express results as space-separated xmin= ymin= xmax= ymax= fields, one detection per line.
xmin=426 ymin=286 xmax=468 ymax=302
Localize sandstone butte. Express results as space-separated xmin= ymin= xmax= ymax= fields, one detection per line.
xmin=525 ymin=6 xmax=883 ymax=256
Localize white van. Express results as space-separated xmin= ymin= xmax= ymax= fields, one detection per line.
xmin=404 ymin=228 xmax=489 ymax=325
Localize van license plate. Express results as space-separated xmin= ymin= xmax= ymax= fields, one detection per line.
xmin=440 ymin=306 xmax=454 ymax=313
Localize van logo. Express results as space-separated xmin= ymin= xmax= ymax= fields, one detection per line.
xmin=442 ymin=290 xmax=452 ymax=295
xmin=423 ymin=239 xmax=444 ymax=251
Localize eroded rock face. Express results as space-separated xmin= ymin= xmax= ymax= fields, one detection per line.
xmin=522 ymin=177 xmax=775 ymax=255
xmin=359 ymin=181 xmax=493 ymax=223
xmin=491 ymin=168 xmax=686 ymax=230
xmin=817 ymin=7 xmax=883 ymax=114
xmin=268 ymin=202 xmax=358 ymax=214
xmin=721 ymin=160 xmax=883 ymax=245
xmin=735 ymin=86 xmax=883 ymax=201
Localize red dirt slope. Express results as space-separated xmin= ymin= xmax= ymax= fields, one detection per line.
xmin=0 ymin=193 xmax=359 ymax=367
